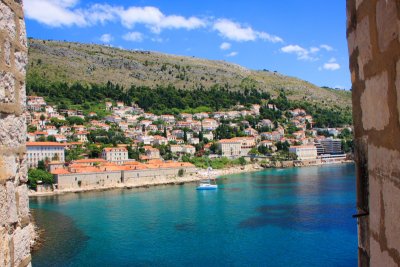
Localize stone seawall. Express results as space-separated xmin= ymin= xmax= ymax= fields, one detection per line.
xmin=0 ymin=0 xmax=32 ymax=266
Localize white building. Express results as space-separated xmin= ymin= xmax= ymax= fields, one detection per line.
xmin=218 ymin=139 xmax=242 ymax=158
xmin=319 ymin=138 xmax=343 ymax=154
xmin=289 ymin=145 xmax=317 ymax=160
xmin=101 ymin=147 xmax=129 ymax=164
xmin=27 ymin=142 xmax=65 ymax=168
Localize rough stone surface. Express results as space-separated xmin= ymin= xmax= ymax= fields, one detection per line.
xmin=0 ymin=2 xmax=16 ymax=40
xmin=5 ymin=181 xmax=18 ymax=225
xmin=0 ymin=0 xmax=31 ymax=266
xmin=0 ymin=226 xmax=11 ymax=267
xmin=382 ymin=180 xmax=400 ymax=252
xmin=0 ymin=114 xmax=25 ymax=148
xmin=15 ymin=185 xmax=29 ymax=226
xmin=4 ymin=39 xmax=11 ymax=67
xmin=376 ymin=0 xmax=398 ymax=52
xmin=347 ymin=0 xmax=400 ymax=266
xmin=0 ymin=71 xmax=15 ymax=104
xmin=396 ymin=60 xmax=400 ymax=124
xmin=370 ymin=238 xmax=397 ymax=267
xmin=356 ymin=17 xmax=372 ymax=80
xmin=361 ymin=71 xmax=390 ymax=131
xmin=12 ymin=226 xmax=31 ymax=267
xmin=14 ymin=51 xmax=26 ymax=76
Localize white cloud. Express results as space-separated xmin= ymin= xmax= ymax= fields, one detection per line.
xmin=24 ymin=0 xmax=86 ymax=27
xmin=320 ymin=44 xmax=334 ymax=51
xmin=257 ymin=32 xmax=283 ymax=43
xmin=310 ymin=47 xmax=320 ymax=53
xmin=123 ymin=32 xmax=144 ymax=42
xmin=119 ymin=6 xmax=206 ymax=33
xmin=84 ymin=4 xmax=120 ymax=25
xmin=213 ymin=19 xmax=282 ymax=43
xmin=220 ymin=42 xmax=231 ymax=50
xmin=280 ymin=45 xmax=318 ymax=61
xmin=322 ymin=58 xmax=340 ymax=71
xmin=24 ymin=2 xmax=283 ymax=45
xmin=24 ymin=2 xmax=206 ymax=33
xmin=100 ymin=33 xmax=113 ymax=43
xmin=213 ymin=19 xmax=256 ymax=42
xmin=226 ymin=51 xmax=238 ymax=57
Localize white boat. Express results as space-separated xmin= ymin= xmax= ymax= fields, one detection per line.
xmin=196 ymin=166 xmax=218 ymax=190
xmin=196 ymin=180 xmax=218 ymax=190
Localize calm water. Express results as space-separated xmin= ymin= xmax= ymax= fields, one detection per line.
xmin=31 ymin=164 xmax=357 ymax=267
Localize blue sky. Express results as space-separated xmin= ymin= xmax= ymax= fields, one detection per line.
xmin=24 ymin=0 xmax=350 ymax=89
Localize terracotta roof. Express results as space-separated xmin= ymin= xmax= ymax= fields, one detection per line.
xmin=72 ymin=158 xmax=107 ymax=163
xmin=51 ymin=168 xmax=70 ymax=174
xmin=27 ymin=142 xmax=65 ymax=147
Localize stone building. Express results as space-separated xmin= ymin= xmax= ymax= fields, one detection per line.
xmin=347 ymin=0 xmax=400 ymax=266
xmin=0 ymin=0 xmax=32 ymax=266
xmin=289 ymin=145 xmax=318 ymax=161
xmin=101 ymin=147 xmax=129 ymax=164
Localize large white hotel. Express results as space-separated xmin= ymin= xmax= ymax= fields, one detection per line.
xmin=26 ymin=142 xmax=65 ymax=168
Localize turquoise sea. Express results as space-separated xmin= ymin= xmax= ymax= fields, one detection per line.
xmin=31 ymin=164 xmax=357 ymax=267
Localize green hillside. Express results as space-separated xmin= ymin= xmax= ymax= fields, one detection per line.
xmin=27 ymin=38 xmax=351 ymax=111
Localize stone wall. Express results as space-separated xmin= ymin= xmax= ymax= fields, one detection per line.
xmin=0 ymin=0 xmax=32 ymax=266
xmin=346 ymin=0 xmax=400 ymax=266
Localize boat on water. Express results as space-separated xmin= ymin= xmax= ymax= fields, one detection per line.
xmin=197 ymin=166 xmax=218 ymax=190
xmin=196 ymin=180 xmax=218 ymax=190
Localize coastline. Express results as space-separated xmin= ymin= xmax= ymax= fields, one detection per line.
xmin=28 ymin=160 xmax=353 ymax=197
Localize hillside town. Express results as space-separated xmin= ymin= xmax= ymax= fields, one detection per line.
xmin=26 ymin=96 xmax=353 ymax=192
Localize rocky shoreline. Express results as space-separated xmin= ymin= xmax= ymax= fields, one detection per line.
xmin=28 ymin=160 xmax=353 ymax=198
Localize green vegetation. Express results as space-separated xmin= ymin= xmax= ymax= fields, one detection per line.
xmin=28 ymin=38 xmax=352 ymax=114
xmin=28 ymin=169 xmax=54 ymax=189
xmin=184 ymin=156 xmax=247 ymax=169
xmin=27 ymin=78 xmax=270 ymax=115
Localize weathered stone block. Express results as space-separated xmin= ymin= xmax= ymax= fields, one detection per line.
xmin=3 ymin=39 xmax=11 ymax=67
xmin=0 ymin=154 xmax=18 ymax=183
xmin=361 ymin=71 xmax=390 ymax=131
xmin=383 ymin=180 xmax=400 ymax=252
xmin=370 ymin=237 xmax=397 ymax=267
xmin=356 ymin=0 xmax=363 ymax=9
xmin=0 ymin=2 xmax=16 ymax=40
xmin=347 ymin=30 xmax=356 ymax=56
xmin=18 ymin=18 xmax=26 ymax=48
xmin=12 ymin=226 xmax=31 ymax=267
xmin=0 ymin=114 xmax=25 ymax=149
xmin=0 ymin=71 xmax=15 ymax=104
xmin=14 ymin=50 xmax=27 ymax=75
xmin=15 ymin=157 xmax=27 ymax=184
xmin=396 ymin=60 xmax=400 ymax=125
xmin=376 ymin=0 xmax=398 ymax=52
xmin=0 ymin=185 xmax=7 ymax=227
xmin=356 ymin=17 xmax=372 ymax=80
xmin=15 ymin=185 xmax=29 ymax=226
xmin=0 ymin=226 xmax=11 ymax=267
xmin=5 ymin=181 xmax=17 ymax=225
xmin=368 ymin=174 xmax=381 ymax=234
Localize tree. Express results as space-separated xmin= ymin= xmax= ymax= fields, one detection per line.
xmin=46 ymin=135 xmax=56 ymax=142
xmin=28 ymin=169 xmax=53 ymax=189
xmin=39 ymin=114 xmax=46 ymax=127
xmin=306 ymin=121 xmax=312 ymax=130
xmin=238 ymin=157 xmax=246 ymax=166
xmin=199 ymin=131 xmax=203 ymax=142
xmin=27 ymin=125 xmax=37 ymax=133
xmin=183 ymin=130 xmax=188 ymax=142
xmin=37 ymin=160 xmax=46 ymax=171
xmin=163 ymin=127 xmax=167 ymax=138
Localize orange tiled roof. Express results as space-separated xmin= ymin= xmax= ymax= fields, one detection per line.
xmin=27 ymin=142 xmax=65 ymax=147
